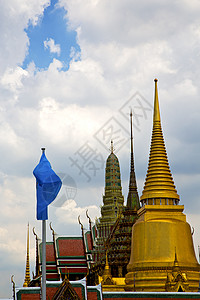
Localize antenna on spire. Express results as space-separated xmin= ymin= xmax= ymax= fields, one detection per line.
xmin=110 ymin=140 xmax=114 ymax=153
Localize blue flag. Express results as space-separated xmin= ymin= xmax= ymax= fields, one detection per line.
xmin=33 ymin=152 xmax=62 ymax=220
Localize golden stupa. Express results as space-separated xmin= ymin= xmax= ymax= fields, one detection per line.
xmin=125 ymin=79 xmax=200 ymax=292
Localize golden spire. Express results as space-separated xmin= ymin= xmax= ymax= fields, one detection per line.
xmin=140 ymin=79 xmax=179 ymax=203
xmin=23 ymin=223 xmax=30 ymax=287
xmin=174 ymin=248 xmax=179 ymax=269
xmin=104 ymin=251 xmax=111 ymax=276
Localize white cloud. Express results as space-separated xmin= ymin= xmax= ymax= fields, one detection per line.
xmin=44 ymin=38 xmax=61 ymax=56
xmin=1 ymin=67 xmax=29 ymax=92
xmin=0 ymin=0 xmax=199 ymax=297
xmin=70 ymin=46 xmax=81 ymax=61
xmin=0 ymin=0 xmax=50 ymax=74
xmin=55 ymin=199 xmax=99 ymax=225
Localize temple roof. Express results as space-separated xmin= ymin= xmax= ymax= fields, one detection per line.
xmin=39 ymin=235 xmax=89 ymax=281
xmin=52 ymin=277 xmax=80 ymax=299
xmin=56 ymin=236 xmax=85 ymax=258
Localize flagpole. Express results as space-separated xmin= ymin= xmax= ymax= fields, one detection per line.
xmin=41 ymin=148 xmax=46 ymax=300
xmin=42 ymin=219 xmax=46 ymax=300
xmin=198 ymin=245 xmax=200 ymax=292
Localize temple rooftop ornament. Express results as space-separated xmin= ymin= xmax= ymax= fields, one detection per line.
xmin=110 ymin=140 xmax=114 ymax=153
xmin=165 ymin=250 xmax=189 ymax=292
xmin=125 ymin=79 xmax=200 ymax=292
xmin=101 ymin=251 xmax=115 ymax=286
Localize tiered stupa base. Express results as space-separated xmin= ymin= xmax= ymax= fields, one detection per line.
xmin=125 ymin=205 xmax=200 ymax=292
xmin=125 ymin=269 xmax=200 ymax=292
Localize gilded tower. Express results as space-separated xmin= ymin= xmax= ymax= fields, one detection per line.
xmin=125 ymin=79 xmax=200 ymax=292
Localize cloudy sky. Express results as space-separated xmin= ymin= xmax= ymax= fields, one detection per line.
xmin=0 ymin=0 xmax=200 ymax=297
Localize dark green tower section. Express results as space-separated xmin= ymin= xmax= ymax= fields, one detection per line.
xmin=91 ymin=115 xmax=140 ymax=280
xmin=100 ymin=141 xmax=124 ymax=224
xmin=109 ymin=112 xmax=140 ymax=277
xmin=91 ymin=142 xmax=124 ymax=279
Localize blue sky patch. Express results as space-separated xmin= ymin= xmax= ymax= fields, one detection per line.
xmin=22 ymin=0 xmax=81 ymax=71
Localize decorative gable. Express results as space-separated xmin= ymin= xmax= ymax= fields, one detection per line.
xmin=52 ymin=277 xmax=80 ymax=300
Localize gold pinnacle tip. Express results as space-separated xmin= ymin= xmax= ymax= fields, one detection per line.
xmin=154 ymin=78 xmax=158 ymax=82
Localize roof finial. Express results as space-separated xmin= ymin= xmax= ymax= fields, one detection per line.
xmin=78 ymin=215 xmax=83 ymax=230
xmin=50 ymin=222 xmax=55 ymax=236
xmin=64 ymin=266 xmax=69 ymax=280
xmin=23 ymin=223 xmax=30 ymax=287
xmin=110 ymin=140 xmax=114 ymax=153
xmin=173 ymin=247 xmax=180 ymax=272
xmin=11 ymin=275 xmax=16 ymax=300
xmin=32 ymin=227 xmax=38 ymax=239
xmin=86 ymin=209 xmax=91 ymax=226
xmin=33 ymin=227 xmax=40 ymax=277
xmin=104 ymin=250 xmax=111 ymax=276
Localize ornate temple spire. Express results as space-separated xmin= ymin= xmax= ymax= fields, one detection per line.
xmin=96 ymin=139 xmax=124 ymax=237
xmin=140 ymin=79 xmax=179 ymax=203
xmin=104 ymin=140 xmax=123 ymax=197
xmin=23 ymin=223 xmax=30 ymax=287
xmin=127 ymin=110 xmax=140 ymax=210
xmin=101 ymin=250 xmax=115 ymax=286
xmin=173 ymin=248 xmax=179 ymax=270
xmin=104 ymin=251 xmax=111 ymax=276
